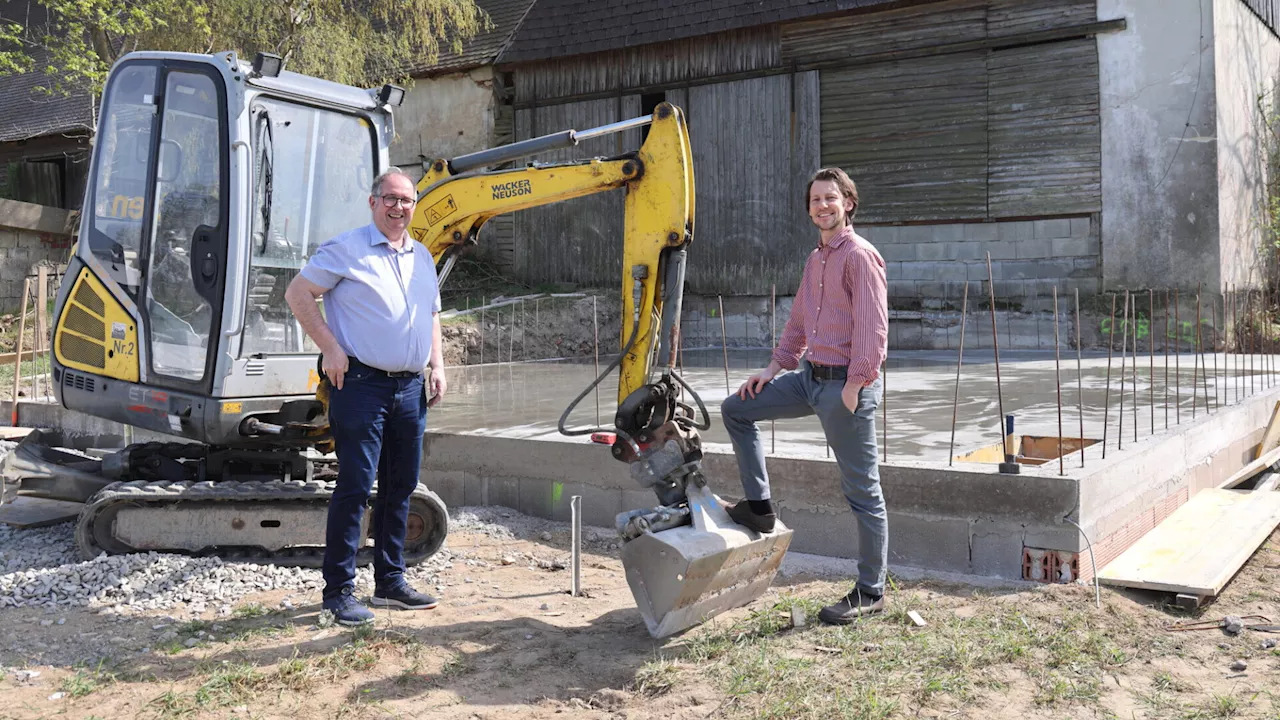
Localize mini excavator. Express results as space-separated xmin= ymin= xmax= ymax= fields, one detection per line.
xmin=0 ymin=51 xmax=792 ymax=638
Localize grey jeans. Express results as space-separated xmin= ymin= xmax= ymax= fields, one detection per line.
xmin=720 ymin=359 xmax=887 ymax=596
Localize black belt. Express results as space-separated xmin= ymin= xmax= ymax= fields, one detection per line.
xmin=348 ymin=358 xmax=422 ymax=379
xmin=808 ymin=362 xmax=847 ymax=381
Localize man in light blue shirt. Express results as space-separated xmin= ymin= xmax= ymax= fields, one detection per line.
xmin=285 ymin=167 xmax=446 ymax=626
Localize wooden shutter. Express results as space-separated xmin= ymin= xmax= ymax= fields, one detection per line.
xmin=820 ymin=52 xmax=989 ymax=223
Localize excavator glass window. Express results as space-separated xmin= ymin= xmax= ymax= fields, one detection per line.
xmin=142 ymin=70 xmax=225 ymax=382
xmin=86 ymin=64 xmax=159 ymax=296
xmin=242 ymin=96 xmax=376 ymax=355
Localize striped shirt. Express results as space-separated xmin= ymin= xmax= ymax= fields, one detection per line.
xmin=772 ymin=225 xmax=888 ymax=387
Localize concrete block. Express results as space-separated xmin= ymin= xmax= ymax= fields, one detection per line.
xmin=898 ymin=225 xmax=935 ymax=243
xmin=887 ymin=512 xmax=972 ymax=573
xmin=0 ymin=231 xmax=17 ymax=249
xmin=915 ymin=241 xmax=951 ymax=262
xmin=570 ymin=483 xmax=624 ymax=529
xmin=889 ymin=281 xmax=919 ymax=298
xmin=952 ymin=241 xmax=987 ymax=261
xmin=916 ymin=282 xmax=949 ymax=299
xmin=1052 ymin=237 xmax=1099 ymax=258
xmin=932 ymin=224 xmax=966 ymax=243
xmin=424 ymin=469 xmax=466 ymax=509
xmin=880 ymin=244 xmax=917 ymax=262
xmin=997 ymin=222 xmax=1035 ymax=242
xmin=783 ymin=506 xmax=859 ymax=560
xmin=985 ymin=241 xmax=1019 ymax=260
xmin=904 ymin=261 xmax=960 ymax=281
xmin=872 ymin=226 xmax=900 ymax=244
xmin=963 ymin=222 xmax=999 ymax=242
xmin=969 ymin=519 xmax=1026 ymax=578
xmin=1070 ymin=216 xmax=1091 ymax=238
xmin=897 ymin=321 xmax=924 ymax=347
xmin=1071 ymin=257 xmax=1100 ymax=278
xmin=621 ymin=489 xmax=657 ymax=515
xmin=1000 ymin=259 xmax=1076 ymax=281
xmin=1034 ymin=218 xmax=1073 ymax=239
xmin=477 ymin=475 xmax=521 ymax=511
xmin=1015 ymin=239 xmax=1054 ymax=260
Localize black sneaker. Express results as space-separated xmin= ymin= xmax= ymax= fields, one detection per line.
xmin=725 ymin=499 xmax=776 ymax=534
xmin=321 ymin=587 xmax=374 ymax=627
xmin=372 ymin=582 xmax=440 ymax=610
xmin=818 ymin=588 xmax=886 ymax=625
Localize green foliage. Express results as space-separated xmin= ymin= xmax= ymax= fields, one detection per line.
xmin=0 ymin=0 xmax=490 ymax=95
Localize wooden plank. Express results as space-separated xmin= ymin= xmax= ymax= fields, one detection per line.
xmin=1097 ymin=488 xmax=1280 ymax=597
xmin=0 ymin=496 xmax=82 ymax=529
xmin=0 ymin=426 xmax=33 ymax=441
xmin=1255 ymin=401 xmax=1280 ymax=460
xmin=1219 ymin=445 xmax=1280 ymax=490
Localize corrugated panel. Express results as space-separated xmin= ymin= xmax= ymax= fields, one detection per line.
xmin=820 ymin=52 xmax=989 ymax=223
xmin=685 ymin=74 xmax=811 ymax=294
xmin=781 ymin=0 xmax=986 ymax=66
xmin=988 ymin=39 xmax=1101 ymax=217
xmin=987 ymin=0 xmax=1096 ymax=37
xmin=511 ymin=97 xmax=641 ymax=286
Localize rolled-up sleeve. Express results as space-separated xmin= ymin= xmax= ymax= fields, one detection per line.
xmin=845 ymin=247 xmax=888 ymax=387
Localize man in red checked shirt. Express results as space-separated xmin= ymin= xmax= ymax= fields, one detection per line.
xmin=720 ymin=167 xmax=889 ymax=624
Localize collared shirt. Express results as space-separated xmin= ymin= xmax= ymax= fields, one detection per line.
xmin=772 ymin=225 xmax=888 ymax=387
xmin=300 ymin=223 xmax=441 ymax=373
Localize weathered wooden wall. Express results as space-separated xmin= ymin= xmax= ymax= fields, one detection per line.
xmin=499 ymin=0 xmax=1106 ymax=293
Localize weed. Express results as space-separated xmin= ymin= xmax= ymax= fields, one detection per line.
xmin=232 ymin=602 xmax=270 ymax=619
xmin=631 ymin=657 xmax=680 ymax=697
xmin=60 ymin=661 xmax=117 ymax=698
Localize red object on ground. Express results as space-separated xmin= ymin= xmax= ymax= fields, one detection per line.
xmin=591 ymin=432 xmax=617 ymax=445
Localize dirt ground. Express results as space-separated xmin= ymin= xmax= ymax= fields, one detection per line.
xmin=2 ymin=507 xmax=1279 ymax=720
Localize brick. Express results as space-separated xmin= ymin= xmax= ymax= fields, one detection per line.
xmin=1070 ymin=216 xmax=1091 ymax=238
xmin=1052 ymin=237 xmax=1098 ymax=258
xmin=963 ymin=222 xmax=999 ymax=242
xmin=1016 ymin=239 xmax=1054 ymax=260
xmin=1034 ymin=218 xmax=1073 ymax=239
xmin=997 ymin=222 xmax=1035 ymax=242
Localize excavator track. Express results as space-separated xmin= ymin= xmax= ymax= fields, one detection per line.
xmin=75 ymin=478 xmax=448 ymax=569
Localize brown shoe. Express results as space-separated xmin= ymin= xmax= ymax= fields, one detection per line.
xmin=818 ymin=589 xmax=885 ymax=625
xmin=724 ymin=499 xmax=776 ymax=534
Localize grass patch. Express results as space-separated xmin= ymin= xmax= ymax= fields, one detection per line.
xmin=670 ymin=590 xmax=1145 ymax=720
xmin=630 ymin=657 xmax=679 ymax=697
xmin=232 ymin=602 xmax=271 ymax=619
xmin=60 ymin=661 xmax=117 ymax=698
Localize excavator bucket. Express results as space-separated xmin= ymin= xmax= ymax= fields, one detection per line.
xmin=620 ymin=485 xmax=793 ymax=638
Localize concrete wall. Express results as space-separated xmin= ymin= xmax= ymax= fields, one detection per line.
xmin=1214 ymin=0 xmax=1280 ymax=289
xmin=1098 ymin=0 xmax=1220 ymax=291
xmin=388 ymin=67 xmax=499 ymax=182
xmin=0 ymin=198 xmax=75 ymax=314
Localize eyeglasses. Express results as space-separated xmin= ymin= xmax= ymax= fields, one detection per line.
xmin=375 ymin=195 xmax=416 ymax=208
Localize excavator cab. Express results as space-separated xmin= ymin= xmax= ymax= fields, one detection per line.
xmin=3 ymin=50 xmax=791 ymax=639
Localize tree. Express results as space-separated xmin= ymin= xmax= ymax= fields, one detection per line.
xmin=0 ymin=0 xmax=490 ymax=95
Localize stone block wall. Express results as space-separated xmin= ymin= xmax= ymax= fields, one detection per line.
xmin=0 ymin=199 xmax=76 ymax=315
xmin=861 ymin=216 xmax=1101 ymax=304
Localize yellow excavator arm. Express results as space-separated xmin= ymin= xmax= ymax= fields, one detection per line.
xmin=407 ymin=102 xmax=695 ymax=404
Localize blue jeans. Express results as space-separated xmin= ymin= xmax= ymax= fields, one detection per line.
xmin=322 ymin=366 xmax=427 ymax=599
xmin=720 ymin=359 xmax=887 ymax=596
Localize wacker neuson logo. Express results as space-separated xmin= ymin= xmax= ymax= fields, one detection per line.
xmin=492 ymin=179 xmax=532 ymax=200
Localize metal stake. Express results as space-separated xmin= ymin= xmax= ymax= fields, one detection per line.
xmin=1191 ymin=284 xmax=1200 ymax=418
xmin=593 ymin=296 xmax=600 ymax=426
xmin=1119 ymin=291 xmax=1129 ymax=450
xmin=1103 ymin=292 xmax=1116 ymax=459
xmin=1212 ymin=291 xmax=1220 ymax=410
xmin=1076 ymin=289 xmax=1085 ymax=468
xmin=1130 ymin=298 xmax=1138 ymax=441
xmin=1197 ymin=284 xmax=1208 ymax=414
xmin=771 ymin=284 xmax=776 ymax=455
xmin=949 ymin=282 xmax=970 ymax=467
xmin=1054 ymin=286 xmax=1064 ymax=475
xmin=1149 ymin=289 xmax=1155 ymax=433
xmin=719 ymin=295 xmax=729 ymax=395
xmin=571 ymin=495 xmax=582 ymax=597
xmin=1164 ymin=289 xmax=1169 ymax=428
xmin=985 ymin=254 xmax=1012 ymax=468
xmin=1175 ymin=288 xmax=1181 ymax=424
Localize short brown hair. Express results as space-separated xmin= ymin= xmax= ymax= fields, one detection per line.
xmin=805 ymin=167 xmax=859 ymax=218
